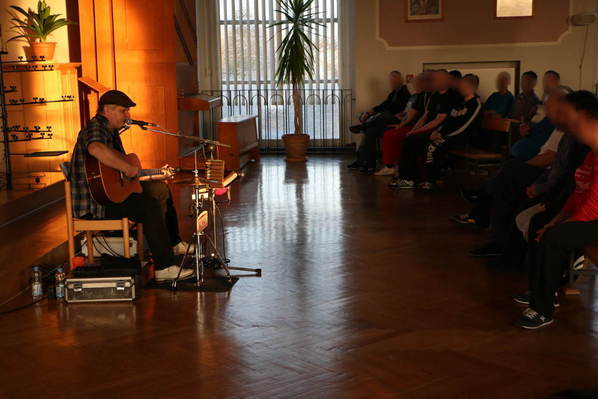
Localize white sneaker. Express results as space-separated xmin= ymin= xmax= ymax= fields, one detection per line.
xmin=573 ymin=255 xmax=585 ymax=271
xmin=397 ymin=179 xmax=415 ymax=189
xmin=155 ymin=265 xmax=194 ymax=282
xmin=374 ymin=166 xmax=395 ymax=176
xmin=173 ymin=241 xmax=196 ymax=256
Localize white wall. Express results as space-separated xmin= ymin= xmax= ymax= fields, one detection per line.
xmin=353 ymin=0 xmax=598 ymax=116
xmin=1 ymin=0 xmax=70 ymax=63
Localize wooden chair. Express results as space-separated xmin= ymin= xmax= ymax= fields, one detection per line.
xmin=449 ymin=115 xmax=514 ymax=171
xmin=565 ymin=247 xmax=598 ymax=295
xmin=60 ymin=163 xmax=143 ymax=270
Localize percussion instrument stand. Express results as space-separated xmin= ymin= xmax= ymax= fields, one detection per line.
xmin=171 ymin=149 xmax=236 ymax=290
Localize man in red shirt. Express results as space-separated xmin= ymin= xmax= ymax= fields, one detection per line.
xmin=518 ymin=91 xmax=598 ymax=329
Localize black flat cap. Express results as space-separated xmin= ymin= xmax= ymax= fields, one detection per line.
xmin=99 ymin=90 xmax=136 ymax=108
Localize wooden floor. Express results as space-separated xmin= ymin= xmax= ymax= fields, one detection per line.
xmin=1 ymin=155 xmax=598 ymax=398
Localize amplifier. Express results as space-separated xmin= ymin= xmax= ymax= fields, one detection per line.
xmin=65 ymin=277 xmax=136 ymax=303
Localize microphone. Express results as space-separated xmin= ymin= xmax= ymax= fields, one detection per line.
xmin=125 ymin=118 xmax=159 ymax=127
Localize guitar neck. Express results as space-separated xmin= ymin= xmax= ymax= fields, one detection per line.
xmin=139 ymin=168 xmax=163 ymax=177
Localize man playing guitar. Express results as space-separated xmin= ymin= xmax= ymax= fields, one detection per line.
xmin=70 ymin=90 xmax=193 ymax=282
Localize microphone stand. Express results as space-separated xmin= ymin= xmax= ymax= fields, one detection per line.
xmin=129 ymin=123 xmax=260 ymax=291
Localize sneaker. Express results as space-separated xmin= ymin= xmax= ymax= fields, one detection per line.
xmin=396 ymin=179 xmax=415 ymax=190
xmin=460 ymin=188 xmax=488 ymax=203
xmin=347 ymin=161 xmax=361 ymax=170
xmin=513 ymin=291 xmax=530 ymax=306
xmin=419 ymin=182 xmax=434 ymax=191
xmin=450 ymin=213 xmax=477 ymax=225
xmin=469 ymin=242 xmax=504 ymax=257
xmin=173 ymin=241 xmax=196 ymax=256
xmin=374 ymin=166 xmax=395 ymax=176
xmin=513 ymin=291 xmax=560 ymax=308
xmin=573 ymin=255 xmax=585 ymax=271
xmin=359 ymin=166 xmax=376 ymax=174
xmin=155 ymin=265 xmax=194 ymax=282
xmin=388 ymin=176 xmax=399 ymax=187
xmin=517 ymin=308 xmax=554 ymax=330
xmin=349 ymin=125 xmax=364 ymax=134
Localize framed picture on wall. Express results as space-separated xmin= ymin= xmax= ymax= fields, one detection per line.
xmin=406 ymin=0 xmax=443 ymax=22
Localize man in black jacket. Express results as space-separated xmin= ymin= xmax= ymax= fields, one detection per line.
xmin=348 ymin=70 xmax=411 ymax=172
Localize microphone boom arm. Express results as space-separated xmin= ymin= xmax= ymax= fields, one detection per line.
xmin=137 ymin=125 xmax=231 ymax=148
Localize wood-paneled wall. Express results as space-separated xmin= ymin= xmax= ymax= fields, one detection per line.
xmin=78 ymin=0 xmax=183 ymax=168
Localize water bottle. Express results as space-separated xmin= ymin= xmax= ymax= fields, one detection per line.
xmin=32 ymin=266 xmax=43 ymax=299
xmin=55 ymin=267 xmax=66 ymax=300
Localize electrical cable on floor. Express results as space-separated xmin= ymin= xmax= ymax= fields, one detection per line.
xmin=0 ymin=264 xmax=63 ymax=315
xmin=0 ymin=296 xmax=47 ymax=315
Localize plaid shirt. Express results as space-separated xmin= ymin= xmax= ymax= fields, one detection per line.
xmin=70 ymin=114 xmax=126 ymax=218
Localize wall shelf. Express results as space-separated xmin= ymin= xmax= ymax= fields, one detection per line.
xmin=1 ymin=51 xmax=80 ymax=190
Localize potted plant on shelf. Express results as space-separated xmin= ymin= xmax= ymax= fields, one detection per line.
xmin=7 ymin=0 xmax=75 ymax=61
xmin=270 ymin=0 xmax=321 ymax=162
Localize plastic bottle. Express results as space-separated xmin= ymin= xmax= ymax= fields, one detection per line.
xmin=32 ymin=266 xmax=43 ymax=299
xmin=55 ymin=267 xmax=66 ymax=300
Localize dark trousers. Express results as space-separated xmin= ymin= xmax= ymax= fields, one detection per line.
xmin=398 ymin=133 xmax=431 ymax=181
xmin=529 ymin=220 xmax=598 ymax=317
xmin=356 ymin=112 xmax=400 ymax=167
xmin=486 ymin=159 xmax=544 ymax=244
xmin=105 ymin=180 xmax=180 ymax=270
xmin=423 ymin=135 xmax=467 ymax=182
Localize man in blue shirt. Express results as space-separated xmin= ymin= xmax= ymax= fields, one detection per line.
xmin=485 ymin=71 xmax=514 ymax=118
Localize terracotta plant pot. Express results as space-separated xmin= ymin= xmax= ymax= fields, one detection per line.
xmin=282 ymin=134 xmax=310 ymax=162
xmin=25 ymin=42 xmax=57 ymax=61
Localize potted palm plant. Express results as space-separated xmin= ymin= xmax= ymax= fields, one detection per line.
xmin=270 ymin=0 xmax=321 ymax=162
xmin=7 ymin=0 xmax=75 ymax=61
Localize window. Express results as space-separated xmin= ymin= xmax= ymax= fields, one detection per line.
xmin=212 ymin=0 xmax=350 ymax=149
xmin=218 ymin=0 xmax=340 ymax=91
xmin=496 ymin=0 xmax=533 ymax=18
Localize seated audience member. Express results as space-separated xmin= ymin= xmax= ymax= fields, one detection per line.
xmin=449 ymin=70 xmax=464 ymax=104
xmin=515 ymin=91 xmax=598 ymax=329
xmin=375 ymin=73 xmax=431 ymax=176
xmin=455 ymin=91 xmax=570 ymax=256
xmin=508 ymin=85 xmax=572 ymax=162
xmin=348 ymin=71 xmax=411 ymax=172
xmin=508 ymin=107 xmax=556 ymax=161
xmin=390 ymin=70 xmax=461 ymax=189
xmin=449 ymin=70 xmax=462 ymax=89
xmin=485 ymin=72 xmax=514 ymax=118
xmin=503 ymin=126 xmax=589 ymax=268
xmin=542 ymin=70 xmax=561 ymax=103
xmin=510 ymin=71 xmax=541 ymax=123
xmin=421 ymin=74 xmax=483 ymax=189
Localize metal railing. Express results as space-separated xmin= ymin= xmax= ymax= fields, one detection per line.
xmin=201 ymin=87 xmax=354 ymax=152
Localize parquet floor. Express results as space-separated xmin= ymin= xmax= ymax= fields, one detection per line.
xmin=1 ymin=155 xmax=597 ymax=398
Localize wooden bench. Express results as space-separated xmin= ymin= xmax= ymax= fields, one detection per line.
xmin=216 ymin=115 xmax=260 ymax=171
xmin=449 ymin=115 xmax=514 ymax=169
xmin=565 ymin=247 xmax=598 ymax=295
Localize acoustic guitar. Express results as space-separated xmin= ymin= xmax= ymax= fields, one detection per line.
xmin=85 ymin=153 xmax=175 ymax=205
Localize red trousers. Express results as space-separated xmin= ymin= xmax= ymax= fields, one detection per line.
xmin=382 ymin=126 xmax=411 ymax=165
